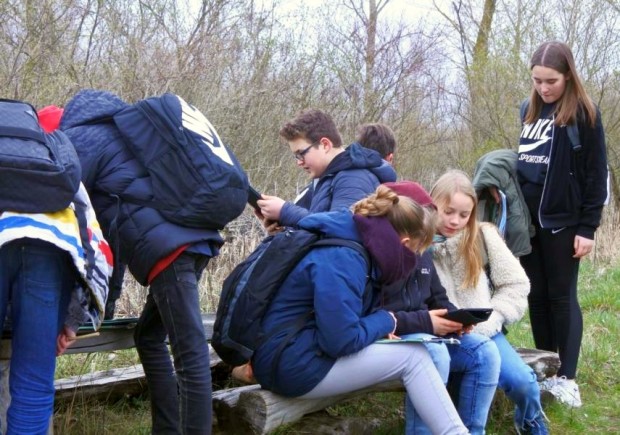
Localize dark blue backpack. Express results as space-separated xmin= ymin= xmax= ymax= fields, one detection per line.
xmin=0 ymin=99 xmax=81 ymax=213
xmin=113 ymin=93 xmax=249 ymax=229
xmin=212 ymin=228 xmax=372 ymax=367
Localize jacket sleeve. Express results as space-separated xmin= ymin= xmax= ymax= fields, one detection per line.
xmin=386 ymin=265 xmax=455 ymax=335
xmin=474 ymin=224 xmax=530 ymax=337
xmin=394 ymin=310 xmax=434 ymax=335
xmin=392 ymin=266 xmax=456 ymax=336
xmin=278 ymin=201 xmax=311 ymax=227
xmin=426 ymin=267 xmax=458 ymax=311
xmin=310 ymin=247 xmax=394 ymax=358
xmin=577 ymin=108 xmax=608 ymax=239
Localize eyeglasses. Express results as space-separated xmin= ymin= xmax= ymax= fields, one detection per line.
xmin=293 ymin=142 xmax=318 ymax=162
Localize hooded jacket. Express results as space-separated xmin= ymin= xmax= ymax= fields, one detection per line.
xmin=252 ymin=211 xmax=404 ymax=397
xmin=432 ymin=223 xmax=530 ymax=338
xmin=60 ymin=90 xmax=223 ymax=285
xmin=517 ymin=105 xmax=608 ymax=239
xmin=279 ymin=143 xmax=397 ymax=227
xmin=380 ymin=251 xmax=456 ymax=335
xmin=473 ymin=149 xmax=533 ymax=257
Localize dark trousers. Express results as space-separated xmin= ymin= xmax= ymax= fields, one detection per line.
xmin=134 ymin=252 xmax=212 ymax=435
xmin=520 ymin=225 xmax=582 ymax=378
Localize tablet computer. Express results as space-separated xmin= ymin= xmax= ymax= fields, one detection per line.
xmin=248 ymin=186 xmax=262 ymax=211
xmin=442 ymin=308 xmax=493 ymax=326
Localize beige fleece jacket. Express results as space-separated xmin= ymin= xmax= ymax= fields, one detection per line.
xmin=432 ymin=223 xmax=530 ymax=337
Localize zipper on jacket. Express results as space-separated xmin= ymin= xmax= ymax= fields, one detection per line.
xmin=538 ymin=116 xmax=554 ymax=229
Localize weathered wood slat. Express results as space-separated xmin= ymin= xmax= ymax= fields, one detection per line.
xmin=515 ymin=347 xmax=561 ymax=381
xmin=2 ymin=314 xmax=217 ymax=359
xmin=55 ymin=364 xmax=147 ymax=403
xmin=54 ymin=345 xmax=222 ymax=403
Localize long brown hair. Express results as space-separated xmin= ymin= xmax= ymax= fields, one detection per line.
xmin=352 ymin=185 xmax=435 ymax=254
xmin=526 ymin=41 xmax=596 ymax=127
xmin=430 ymin=170 xmax=483 ymax=289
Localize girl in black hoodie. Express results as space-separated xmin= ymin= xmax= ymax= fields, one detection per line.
xmin=517 ymin=41 xmax=608 ymax=408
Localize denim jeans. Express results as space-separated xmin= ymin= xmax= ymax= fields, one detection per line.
xmin=492 ymin=332 xmax=544 ymax=428
xmin=0 ymin=239 xmax=74 ymax=434
xmin=404 ymin=332 xmax=500 ymax=435
xmin=134 ymin=252 xmax=212 ymax=435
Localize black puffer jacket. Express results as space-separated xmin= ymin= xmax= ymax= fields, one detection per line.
xmin=61 ymin=90 xmax=223 ymax=285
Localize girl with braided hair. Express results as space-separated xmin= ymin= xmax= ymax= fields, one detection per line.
xmin=251 ymin=183 xmax=468 ymax=434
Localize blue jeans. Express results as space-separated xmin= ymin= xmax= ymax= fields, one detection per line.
xmin=0 ymin=239 xmax=74 ymax=434
xmin=492 ymin=332 xmax=544 ymax=428
xmin=134 ymin=252 xmax=212 ymax=435
xmin=404 ymin=333 xmax=500 ymax=435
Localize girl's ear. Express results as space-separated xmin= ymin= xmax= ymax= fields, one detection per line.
xmin=400 ymin=236 xmax=411 ymax=246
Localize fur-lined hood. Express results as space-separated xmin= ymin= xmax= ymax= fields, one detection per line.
xmin=432 ymin=223 xmax=530 ymax=337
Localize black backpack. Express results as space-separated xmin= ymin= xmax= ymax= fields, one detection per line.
xmin=212 ymin=228 xmax=372 ymax=367
xmin=0 ymin=99 xmax=81 ymax=213
xmin=112 ymin=93 xmax=249 ymax=229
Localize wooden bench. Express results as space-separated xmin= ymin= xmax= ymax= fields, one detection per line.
xmin=2 ymin=313 xmax=559 ymax=434
xmin=59 ymin=320 xmax=560 ymax=434
xmin=211 ymin=348 xmax=561 ymax=434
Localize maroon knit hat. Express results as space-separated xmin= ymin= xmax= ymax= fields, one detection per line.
xmin=383 ymin=181 xmax=437 ymax=210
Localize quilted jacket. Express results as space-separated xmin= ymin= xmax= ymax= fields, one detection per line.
xmin=60 ymin=90 xmax=223 ymax=285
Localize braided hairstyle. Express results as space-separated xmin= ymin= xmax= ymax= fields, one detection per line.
xmin=352 ymin=185 xmax=435 ymax=254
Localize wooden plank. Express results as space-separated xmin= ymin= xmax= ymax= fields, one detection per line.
xmin=55 ymin=364 xmax=147 ymax=403
xmin=54 ymin=346 xmax=222 ymax=404
xmin=1 ymin=314 xmax=216 ymax=359
xmin=516 ymin=347 xmax=561 ymax=381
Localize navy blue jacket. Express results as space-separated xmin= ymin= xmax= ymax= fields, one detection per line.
xmin=279 ymin=143 xmax=396 ymax=227
xmin=252 ymin=211 xmax=394 ymax=397
xmin=60 ymin=90 xmax=223 ymax=285
xmin=379 ymin=251 xmax=456 ymax=335
xmin=518 ymin=106 xmax=608 ymax=239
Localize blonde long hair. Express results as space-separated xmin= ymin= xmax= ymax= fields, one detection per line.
xmin=430 ymin=170 xmax=483 ymax=289
xmin=527 ymin=41 xmax=597 ymax=127
xmin=352 ymin=185 xmax=435 ymax=254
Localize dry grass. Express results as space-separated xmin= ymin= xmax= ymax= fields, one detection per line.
xmin=591 ymin=204 xmax=620 ymax=264
xmin=113 ymin=210 xmax=266 ymax=316
xmin=114 ymin=200 xmax=620 ymax=316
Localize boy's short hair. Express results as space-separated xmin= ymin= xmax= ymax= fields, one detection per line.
xmin=356 ymin=123 xmax=396 ymax=159
xmin=279 ymin=109 xmax=343 ymax=148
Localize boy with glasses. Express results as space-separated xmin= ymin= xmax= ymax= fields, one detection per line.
xmin=258 ymin=109 xmax=396 ymax=227
xmin=234 ymin=111 xmax=396 ymax=384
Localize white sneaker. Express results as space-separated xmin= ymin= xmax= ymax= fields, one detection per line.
xmin=538 ymin=376 xmax=558 ymax=392
xmin=549 ymin=376 xmax=582 ymax=408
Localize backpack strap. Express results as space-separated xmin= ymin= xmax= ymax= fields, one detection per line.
xmin=0 ymin=126 xmax=45 ymax=143
xmin=519 ymin=99 xmax=528 ymax=124
xmin=566 ymin=124 xmax=582 ymax=152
